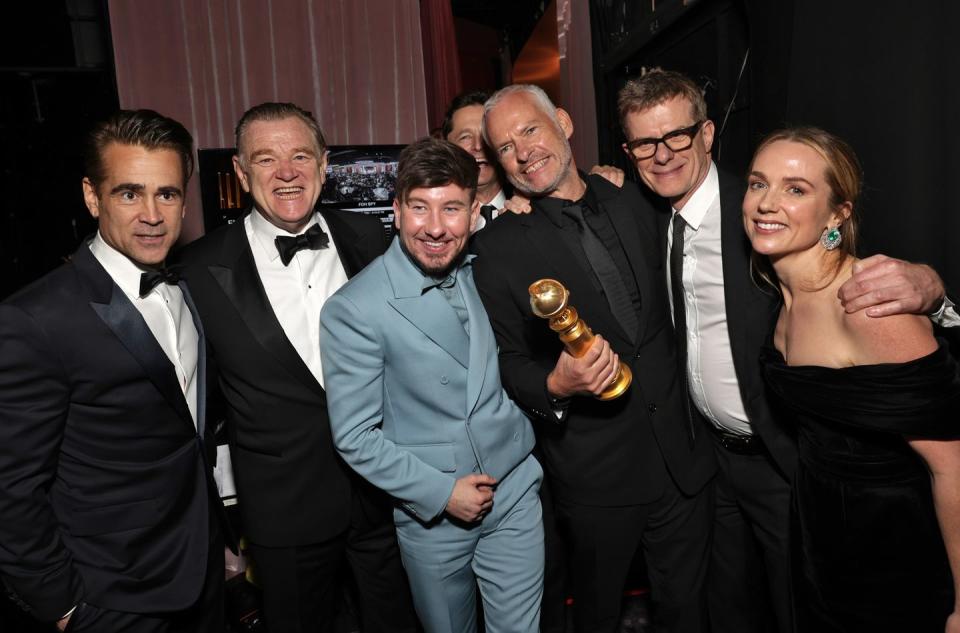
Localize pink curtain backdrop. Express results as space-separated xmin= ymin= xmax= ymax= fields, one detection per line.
xmin=558 ymin=0 xmax=599 ymax=170
xmin=419 ymin=0 xmax=463 ymax=133
xmin=108 ymin=0 xmax=430 ymax=241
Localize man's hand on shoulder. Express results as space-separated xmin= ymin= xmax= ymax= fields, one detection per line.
xmin=502 ymin=193 xmax=532 ymax=215
xmin=588 ymin=164 xmax=625 ymax=188
xmin=445 ymin=474 xmax=496 ymax=522
xmin=546 ymin=335 xmax=620 ymax=399
xmin=838 ymin=254 xmax=945 ymax=317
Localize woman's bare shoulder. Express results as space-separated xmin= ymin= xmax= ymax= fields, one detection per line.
xmin=840 ymin=308 xmax=936 ymax=364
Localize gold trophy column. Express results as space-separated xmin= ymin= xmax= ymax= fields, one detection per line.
xmin=528 ymin=278 xmax=632 ymax=401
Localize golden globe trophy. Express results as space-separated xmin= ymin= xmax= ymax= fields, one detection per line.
xmin=528 ymin=278 xmax=632 ymax=401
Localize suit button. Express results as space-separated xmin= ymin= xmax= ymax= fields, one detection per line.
xmin=440 ymin=375 xmax=449 ymax=384
xmin=634 ymin=352 xmax=641 ymax=359
xmin=513 ymin=432 xmax=520 ymax=441
xmin=648 ymin=403 xmax=657 ymax=413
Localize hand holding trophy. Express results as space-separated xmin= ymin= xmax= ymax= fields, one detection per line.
xmin=528 ymin=278 xmax=632 ymax=400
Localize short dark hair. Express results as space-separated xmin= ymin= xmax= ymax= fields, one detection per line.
xmin=441 ymin=91 xmax=490 ymax=139
xmin=84 ymin=109 xmax=194 ymax=191
xmin=234 ymin=102 xmax=327 ymax=164
xmin=395 ymin=138 xmax=479 ymax=204
xmin=617 ymin=69 xmax=707 ymax=133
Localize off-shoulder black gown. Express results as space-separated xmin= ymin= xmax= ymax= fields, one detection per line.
xmin=761 ymin=342 xmax=960 ymax=632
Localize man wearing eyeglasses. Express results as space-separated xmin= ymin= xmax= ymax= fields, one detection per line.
xmin=618 ymin=68 xmax=957 ymax=633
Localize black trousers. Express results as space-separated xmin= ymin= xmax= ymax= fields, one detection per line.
xmin=707 ymin=440 xmax=793 ymax=633
xmin=556 ymin=479 xmax=711 ymax=633
xmin=247 ymin=488 xmax=417 ymax=633
xmin=65 ymin=520 xmax=225 ymax=633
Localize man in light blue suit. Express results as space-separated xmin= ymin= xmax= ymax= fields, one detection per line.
xmin=320 ymin=137 xmax=544 ymax=633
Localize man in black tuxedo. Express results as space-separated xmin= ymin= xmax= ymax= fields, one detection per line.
xmin=175 ymin=102 xmax=416 ymax=633
xmin=0 ymin=110 xmax=224 ymax=631
xmin=472 ymin=84 xmax=716 ymax=633
xmin=617 ymin=68 xmax=956 ymax=633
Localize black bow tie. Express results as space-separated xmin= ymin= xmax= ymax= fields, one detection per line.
xmin=139 ymin=266 xmax=182 ymax=298
xmin=275 ymin=223 xmax=330 ymax=266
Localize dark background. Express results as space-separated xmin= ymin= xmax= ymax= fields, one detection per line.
xmin=2 ymin=0 xmax=958 ymax=300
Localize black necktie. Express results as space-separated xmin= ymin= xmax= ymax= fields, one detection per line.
xmin=139 ymin=266 xmax=181 ymax=298
xmin=275 ymin=223 xmax=330 ymax=266
xmin=480 ymin=205 xmax=496 ymax=223
xmin=564 ymin=204 xmax=638 ymax=342
xmin=670 ymin=214 xmax=696 ymax=444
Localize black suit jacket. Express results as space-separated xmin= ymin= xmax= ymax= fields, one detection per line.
xmin=174 ymin=209 xmax=388 ymax=546
xmin=472 ymin=175 xmax=716 ymax=506
xmin=658 ymin=169 xmax=796 ymax=478
xmin=0 ymin=243 xmax=219 ymax=621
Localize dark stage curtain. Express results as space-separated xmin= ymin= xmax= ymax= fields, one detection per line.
xmin=419 ymin=0 xmax=462 ymax=133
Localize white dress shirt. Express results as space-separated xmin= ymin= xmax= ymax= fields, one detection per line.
xmin=666 ymin=163 xmax=752 ymax=436
xmin=472 ymin=188 xmax=507 ymax=233
xmin=245 ymin=210 xmax=348 ymax=387
xmin=89 ymin=233 xmax=198 ymax=426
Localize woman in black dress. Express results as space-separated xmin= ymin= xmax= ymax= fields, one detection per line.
xmin=742 ymin=126 xmax=960 ymax=632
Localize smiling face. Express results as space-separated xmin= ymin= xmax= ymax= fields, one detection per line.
xmin=483 ymin=92 xmax=580 ymax=199
xmin=622 ymin=95 xmax=714 ymax=210
xmin=742 ymin=139 xmax=850 ymax=260
xmin=233 ymin=116 xmax=327 ymax=233
xmin=82 ymin=143 xmax=185 ymax=267
xmin=447 ymin=104 xmax=498 ymax=192
xmin=394 ymin=183 xmax=479 ymax=277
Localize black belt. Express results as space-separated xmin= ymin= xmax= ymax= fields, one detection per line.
xmin=710 ymin=426 xmax=765 ymax=455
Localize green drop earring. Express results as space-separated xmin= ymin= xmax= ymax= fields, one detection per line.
xmin=820 ymin=226 xmax=842 ymax=251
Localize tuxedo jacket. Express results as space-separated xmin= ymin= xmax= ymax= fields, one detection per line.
xmin=0 ymin=243 xmax=218 ymax=621
xmin=174 ymin=209 xmax=389 ymax=546
xmin=319 ymin=240 xmax=536 ymax=522
xmin=472 ymin=174 xmax=716 ymax=507
xmin=662 ymin=170 xmax=795 ymax=477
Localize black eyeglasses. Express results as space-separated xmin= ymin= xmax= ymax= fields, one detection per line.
xmin=624 ymin=121 xmax=705 ymax=160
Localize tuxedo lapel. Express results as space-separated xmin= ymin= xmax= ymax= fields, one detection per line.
xmin=461 ymin=265 xmax=490 ymax=415
xmin=592 ymin=177 xmax=655 ymax=344
xmin=180 ymin=282 xmax=207 ymax=437
xmin=208 ymin=220 xmax=324 ymax=397
xmin=74 ymin=246 xmax=195 ymax=430
xmin=322 ymin=208 xmax=372 ymax=278
xmin=383 ymin=241 xmax=470 ymax=369
xmin=718 ymin=173 xmax=778 ymax=376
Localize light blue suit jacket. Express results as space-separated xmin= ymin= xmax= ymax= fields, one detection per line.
xmin=320 ymin=239 xmax=536 ymax=522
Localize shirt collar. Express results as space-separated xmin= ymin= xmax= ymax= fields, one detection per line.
xmin=88 ymin=231 xmax=157 ymax=299
xmin=673 ymin=161 xmax=719 ymax=231
xmin=487 ymin=188 xmax=506 ymax=210
xmin=537 ymin=178 xmax=599 ymax=228
xmin=249 ymin=209 xmax=323 ymax=262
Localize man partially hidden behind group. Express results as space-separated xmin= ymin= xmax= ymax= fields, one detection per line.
xmin=320 ymin=137 xmax=544 ymax=633
xmin=0 ymin=110 xmax=226 ymax=631
xmin=175 ymin=103 xmax=417 ymax=632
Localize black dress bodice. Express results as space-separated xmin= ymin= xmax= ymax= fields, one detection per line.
xmin=761 ymin=342 xmax=960 ymax=633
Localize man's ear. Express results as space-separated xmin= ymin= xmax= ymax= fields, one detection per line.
xmin=393 ymin=198 xmax=402 ymax=230
xmin=232 ymin=155 xmax=251 ymax=193
xmin=318 ymin=151 xmax=329 ymax=187
xmin=469 ymin=197 xmax=481 ymax=233
xmin=82 ymin=177 xmax=101 ymax=219
xmin=701 ymin=119 xmax=716 ymax=155
xmin=556 ymin=108 xmax=575 ymax=140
